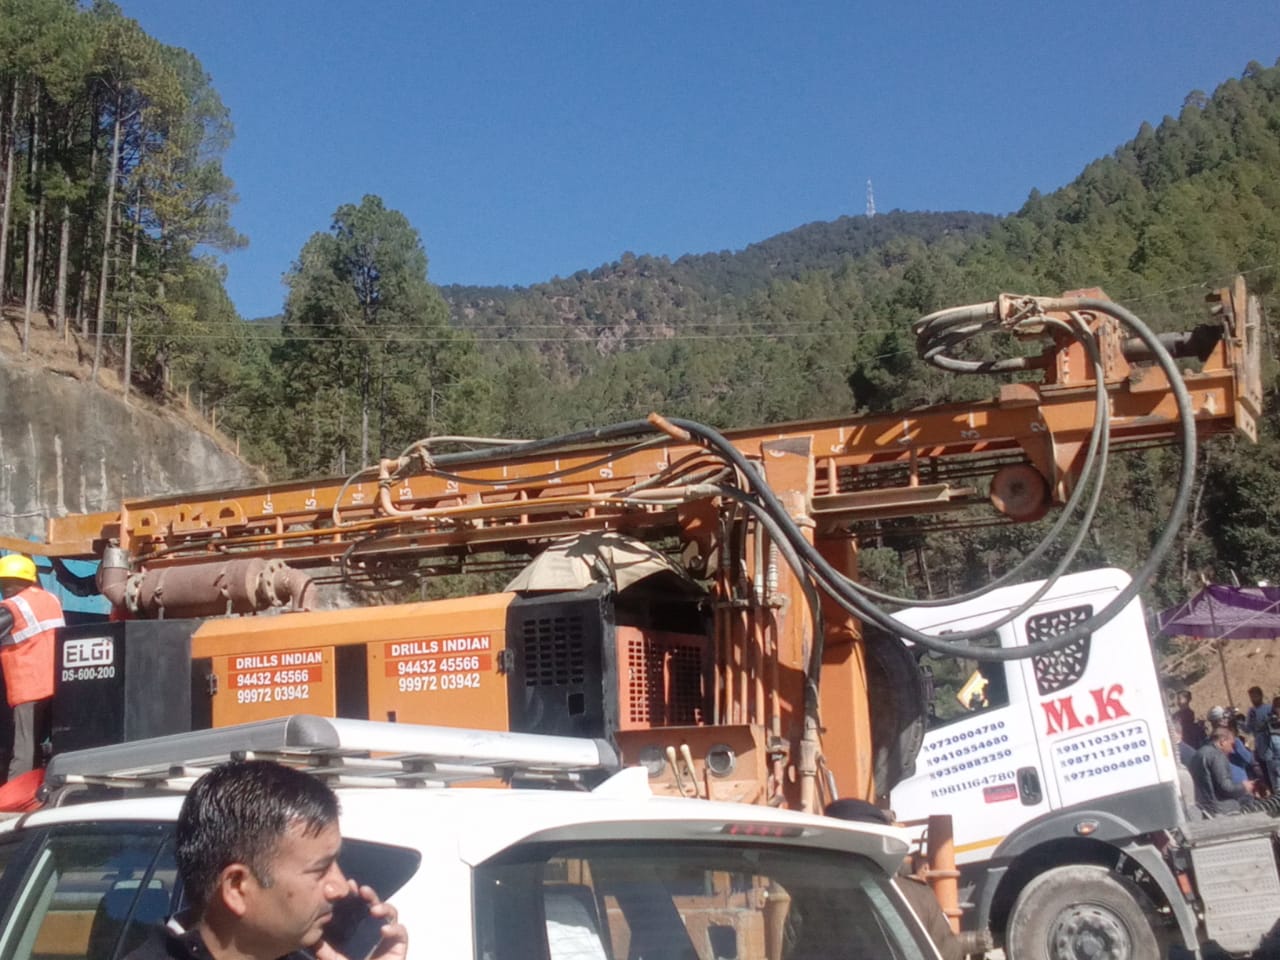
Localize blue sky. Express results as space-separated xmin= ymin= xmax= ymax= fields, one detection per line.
xmin=121 ymin=1 xmax=1280 ymax=320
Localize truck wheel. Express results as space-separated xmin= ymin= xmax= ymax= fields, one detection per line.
xmin=1005 ymin=864 xmax=1165 ymax=960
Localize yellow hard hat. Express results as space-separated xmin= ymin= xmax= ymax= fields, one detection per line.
xmin=0 ymin=554 xmax=37 ymax=583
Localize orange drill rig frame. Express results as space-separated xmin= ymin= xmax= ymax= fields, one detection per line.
xmin=17 ymin=280 xmax=1260 ymax=825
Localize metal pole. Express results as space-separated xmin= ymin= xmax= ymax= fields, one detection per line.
xmin=1205 ymin=587 xmax=1234 ymax=709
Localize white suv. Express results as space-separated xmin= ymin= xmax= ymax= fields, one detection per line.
xmin=0 ymin=717 xmax=940 ymax=960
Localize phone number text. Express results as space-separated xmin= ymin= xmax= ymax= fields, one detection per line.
xmin=236 ymin=685 xmax=311 ymax=704
xmin=234 ymin=668 xmax=319 ymax=688
xmin=930 ymin=747 xmax=1013 ymax=780
xmin=924 ymin=720 xmax=1007 ymax=750
xmin=1056 ymin=724 xmax=1145 ymax=753
xmin=930 ymin=769 xmax=1014 ymax=798
xmin=393 ymin=656 xmax=483 ymax=676
xmin=1063 ymin=754 xmax=1152 ymax=781
xmin=926 ymin=734 xmax=1009 ymax=765
xmin=397 ymin=672 xmax=482 ymax=693
xmin=1058 ymin=739 xmax=1148 ymax=766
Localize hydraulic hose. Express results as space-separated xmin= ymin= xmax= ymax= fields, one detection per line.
xmin=845 ymin=312 xmax=1112 ymax=613
xmin=353 ymin=295 xmax=1195 ymax=662
xmin=664 ymin=293 xmax=1197 ymax=661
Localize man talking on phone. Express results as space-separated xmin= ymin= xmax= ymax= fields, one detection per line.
xmin=127 ymin=760 xmax=408 ymax=960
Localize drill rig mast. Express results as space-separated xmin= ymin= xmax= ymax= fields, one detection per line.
xmin=14 ymin=280 xmax=1263 ymax=814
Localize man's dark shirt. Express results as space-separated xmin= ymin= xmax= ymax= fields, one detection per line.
xmin=123 ymin=922 xmax=213 ymax=960
xmin=1177 ymin=740 xmax=1196 ymax=767
xmin=125 ymin=919 xmax=311 ymax=960
xmin=1174 ymin=706 xmax=1203 ymax=748
xmin=1190 ymin=742 xmax=1248 ymax=815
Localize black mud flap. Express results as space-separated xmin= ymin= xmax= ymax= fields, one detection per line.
xmin=863 ymin=627 xmax=927 ymax=801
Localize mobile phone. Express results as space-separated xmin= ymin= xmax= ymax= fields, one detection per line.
xmin=322 ymin=895 xmax=386 ymax=960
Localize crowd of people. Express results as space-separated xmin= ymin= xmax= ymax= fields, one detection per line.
xmin=1170 ymin=687 xmax=1280 ymax=815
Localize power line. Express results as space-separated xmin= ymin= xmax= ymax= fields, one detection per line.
xmin=79 ymin=314 xmax=880 ymax=332
xmin=76 ymin=328 xmax=867 ymax=345
xmin=1113 ymin=262 xmax=1279 ymax=305
xmin=25 ymin=263 xmax=1277 ymax=348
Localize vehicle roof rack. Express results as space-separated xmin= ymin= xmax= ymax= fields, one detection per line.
xmin=44 ymin=715 xmax=621 ymax=794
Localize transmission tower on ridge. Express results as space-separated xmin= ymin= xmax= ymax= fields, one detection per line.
xmin=865 ymin=179 xmax=876 ymax=218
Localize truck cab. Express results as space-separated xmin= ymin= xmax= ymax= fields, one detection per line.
xmin=887 ymin=569 xmax=1185 ymax=952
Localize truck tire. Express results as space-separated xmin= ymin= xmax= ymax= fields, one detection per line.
xmin=1005 ymin=864 xmax=1165 ymax=960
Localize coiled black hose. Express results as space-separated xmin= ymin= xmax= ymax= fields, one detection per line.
xmin=666 ymin=294 xmax=1196 ymax=662
xmin=366 ymin=296 xmax=1195 ymax=663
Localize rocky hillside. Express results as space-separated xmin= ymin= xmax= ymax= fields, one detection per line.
xmin=0 ymin=311 xmax=261 ymax=543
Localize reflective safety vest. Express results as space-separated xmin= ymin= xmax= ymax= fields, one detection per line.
xmin=0 ymin=586 xmax=64 ymax=707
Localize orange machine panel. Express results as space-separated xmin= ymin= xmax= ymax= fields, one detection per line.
xmin=193 ymin=593 xmax=514 ymax=730
xmin=211 ymin=646 xmax=337 ymax=726
xmin=368 ymin=617 xmax=509 ymax=728
xmin=615 ymin=626 xmax=710 ymax=730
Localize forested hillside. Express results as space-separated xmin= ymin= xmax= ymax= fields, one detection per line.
xmin=0 ymin=0 xmax=245 ymax=403
xmin=428 ymin=61 xmax=1280 ymax=607
xmin=2 ymin=3 xmax=1279 ymax=608
xmin=441 ymin=210 xmax=996 ymax=361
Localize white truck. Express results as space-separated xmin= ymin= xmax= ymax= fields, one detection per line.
xmin=0 ymin=715 xmax=942 ymax=960
xmin=888 ymin=567 xmax=1280 ymax=959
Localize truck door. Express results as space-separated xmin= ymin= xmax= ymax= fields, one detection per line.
xmin=1008 ymin=572 xmax=1175 ymax=812
xmin=888 ymin=568 xmax=1176 ymax=867
xmin=888 ymin=615 xmax=1047 ymax=868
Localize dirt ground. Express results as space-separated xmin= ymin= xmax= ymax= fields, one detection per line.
xmin=1 ymin=304 xmax=131 ymax=391
xmin=1162 ymin=634 xmax=1280 ymax=719
xmin=0 ymin=304 xmax=236 ymax=453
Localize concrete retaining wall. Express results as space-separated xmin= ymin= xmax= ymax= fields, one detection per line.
xmin=0 ymin=359 xmax=262 ymax=542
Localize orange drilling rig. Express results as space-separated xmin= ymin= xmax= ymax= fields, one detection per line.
xmin=10 ymin=279 xmax=1260 ymax=823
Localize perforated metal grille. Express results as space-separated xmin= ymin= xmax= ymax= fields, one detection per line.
xmin=521 ymin=613 xmax=587 ymax=687
xmin=625 ymin=634 xmax=706 ymax=726
xmin=1026 ymin=604 xmax=1092 ymax=696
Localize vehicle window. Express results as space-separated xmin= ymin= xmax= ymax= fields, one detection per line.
xmin=0 ymin=826 xmax=174 ymax=960
xmin=0 ymin=835 xmax=32 ymax=888
xmin=1025 ymin=604 xmax=1093 ymax=695
xmin=0 ymin=835 xmax=36 ymax=938
xmin=336 ymin=840 xmax=421 ymax=903
xmin=918 ymin=632 xmax=1007 ymax=728
xmin=474 ymin=841 xmax=933 ymax=960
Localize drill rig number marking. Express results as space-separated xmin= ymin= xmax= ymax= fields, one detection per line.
xmin=61 ymin=665 xmax=115 ymax=682
xmin=383 ymin=638 xmax=492 ymax=694
xmin=396 ymin=672 xmax=482 ymax=693
xmin=227 ymin=651 xmax=324 ymax=705
xmin=236 ymin=685 xmax=310 ymax=704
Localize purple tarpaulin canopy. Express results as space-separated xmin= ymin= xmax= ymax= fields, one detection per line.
xmin=1157 ymin=584 xmax=1280 ymax=640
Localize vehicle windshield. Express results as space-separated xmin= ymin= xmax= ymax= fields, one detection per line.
xmin=473 ymin=841 xmax=932 ymax=960
xmin=0 ymin=824 xmax=421 ymax=960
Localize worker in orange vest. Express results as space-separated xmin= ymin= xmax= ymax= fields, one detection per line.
xmin=0 ymin=555 xmax=64 ymax=780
